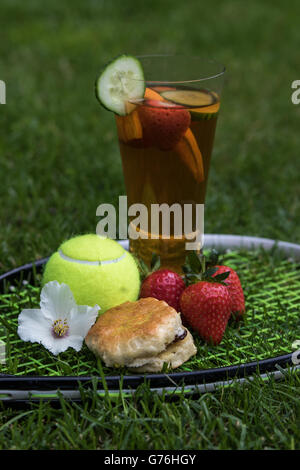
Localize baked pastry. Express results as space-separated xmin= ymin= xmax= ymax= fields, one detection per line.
xmin=85 ymin=297 xmax=197 ymax=372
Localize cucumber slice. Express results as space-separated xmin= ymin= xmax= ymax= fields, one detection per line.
xmin=161 ymin=89 xmax=217 ymax=108
xmin=95 ymin=55 xmax=145 ymax=116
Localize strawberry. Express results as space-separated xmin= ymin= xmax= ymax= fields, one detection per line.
xmin=180 ymin=281 xmax=231 ymax=345
xmin=140 ymin=268 xmax=185 ymax=312
xmin=212 ymin=265 xmax=245 ymax=318
xmin=138 ymin=100 xmax=191 ymax=150
xmin=183 ymin=250 xmax=245 ymax=319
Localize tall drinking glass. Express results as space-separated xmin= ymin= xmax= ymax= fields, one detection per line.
xmin=115 ymin=55 xmax=225 ymax=272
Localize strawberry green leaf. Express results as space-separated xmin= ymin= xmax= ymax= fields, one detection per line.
xmin=185 ymin=251 xmax=202 ymax=273
xmin=136 ymin=257 xmax=150 ymax=280
xmin=150 ymin=252 xmax=161 ymax=272
xmin=213 ymin=271 xmax=230 ymax=282
xmin=206 ymin=248 xmax=220 ymax=267
xmin=203 ymin=266 xmax=219 ymax=279
xmin=184 ymin=273 xmax=202 ymax=286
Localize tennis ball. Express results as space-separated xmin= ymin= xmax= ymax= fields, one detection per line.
xmin=42 ymin=234 xmax=141 ymax=313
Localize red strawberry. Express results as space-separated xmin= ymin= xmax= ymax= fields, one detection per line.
xmin=140 ymin=268 xmax=185 ymax=312
xmin=180 ymin=282 xmax=231 ymax=345
xmin=138 ymin=100 xmax=191 ymax=150
xmin=212 ymin=265 xmax=245 ymax=318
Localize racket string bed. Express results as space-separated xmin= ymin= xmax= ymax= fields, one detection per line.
xmin=0 ymin=250 xmax=300 ymax=376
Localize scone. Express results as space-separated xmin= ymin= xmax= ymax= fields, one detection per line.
xmin=85 ymin=297 xmax=197 ymax=372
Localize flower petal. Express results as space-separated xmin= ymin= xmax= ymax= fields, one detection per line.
xmin=62 ymin=335 xmax=84 ymax=353
xmin=40 ymin=281 xmax=77 ymax=321
xmin=42 ymin=335 xmax=83 ymax=355
xmin=17 ymin=308 xmax=61 ymax=353
xmin=18 ymin=283 xmax=100 ymax=356
xmin=69 ymin=304 xmax=100 ymax=338
xmin=18 ymin=309 xmax=52 ymax=343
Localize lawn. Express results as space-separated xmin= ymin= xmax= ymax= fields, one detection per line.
xmin=0 ymin=0 xmax=300 ymax=450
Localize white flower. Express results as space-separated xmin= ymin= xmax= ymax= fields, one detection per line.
xmin=17 ymin=281 xmax=100 ymax=355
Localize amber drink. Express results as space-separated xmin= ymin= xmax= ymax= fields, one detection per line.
xmin=115 ymin=57 xmax=225 ymax=271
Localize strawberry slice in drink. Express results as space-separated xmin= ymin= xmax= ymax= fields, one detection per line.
xmin=137 ymin=93 xmax=205 ymax=182
xmin=138 ymin=98 xmax=191 ymax=150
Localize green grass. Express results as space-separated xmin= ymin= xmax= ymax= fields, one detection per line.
xmin=1 ymin=0 xmax=300 ymax=451
xmin=0 ymin=373 xmax=299 ymax=450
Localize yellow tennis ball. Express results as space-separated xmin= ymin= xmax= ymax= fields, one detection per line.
xmin=42 ymin=234 xmax=141 ymax=313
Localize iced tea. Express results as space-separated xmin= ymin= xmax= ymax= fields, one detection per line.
xmin=115 ymin=84 xmax=220 ymax=271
